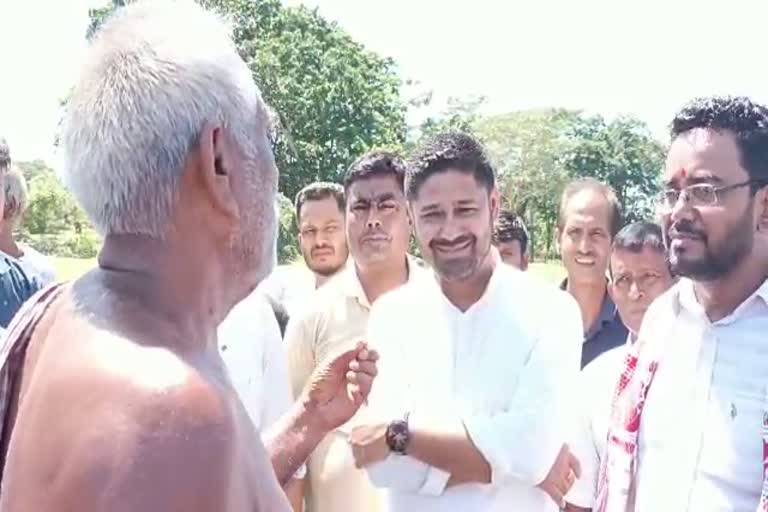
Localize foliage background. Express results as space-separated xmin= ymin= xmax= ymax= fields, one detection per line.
xmin=21 ymin=0 xmax=665 ymax=264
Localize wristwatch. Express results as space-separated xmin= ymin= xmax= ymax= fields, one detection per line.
xmin=385 ymin=413 xmax=411 ymax=455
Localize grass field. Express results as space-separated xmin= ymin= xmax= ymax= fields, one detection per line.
xmin=53 ymin=257 xmax=566 ymax=284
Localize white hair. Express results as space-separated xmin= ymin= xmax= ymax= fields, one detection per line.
xmin=61 ymin=0 xmax=265 ymax=237
xmin=3 ymin=168 xmax=28 ymax=224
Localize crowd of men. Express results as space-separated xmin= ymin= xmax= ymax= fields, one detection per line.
xmin=0 ymin=1 xmax=765 ymax=511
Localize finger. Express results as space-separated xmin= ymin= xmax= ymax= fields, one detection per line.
xmin=329 ymin=348 xmax=358 ymax=371
xmin=569 ymin=453 xmax=582 ymax=479
xmin=352 ymin=372 xmax=374 ymax=396
xmin=352 ymin=360 xmax=377 ymax=377
xmin=548 ymin=487 xmax=564 ymax=507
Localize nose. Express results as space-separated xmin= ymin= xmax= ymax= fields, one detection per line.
xmin=668 ymin=190 xmax=695 ymax=225
xmin=628 ymin=280 xmax=643 ymax=301
xmin=577 ymin=235 xmax=592 ymax=254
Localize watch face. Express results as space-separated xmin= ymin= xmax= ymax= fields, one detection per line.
xmin=387 ymin=419 xmax=409 ymax=454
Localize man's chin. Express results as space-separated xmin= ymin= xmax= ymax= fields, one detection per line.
xmin=309 ymin=263 xmax=344 ymax=278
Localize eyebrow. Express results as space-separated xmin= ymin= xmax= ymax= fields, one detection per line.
xmin=687 ymin=173 xmax=724 ymax=185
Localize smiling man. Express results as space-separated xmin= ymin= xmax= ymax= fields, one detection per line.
xmin=285 ymin=151 xmax=420 ymax=512
xmin=351 ymin=132 xmax=583 ymax=511
xmin=594 ymin=96 xmax=768 ymax=512
xmin=565 ymin=222 xmax=675 ymax=511
xmin=558 ymin=179 xmax=628 ymax=367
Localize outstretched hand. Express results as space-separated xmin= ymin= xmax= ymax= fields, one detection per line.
xmin=300 ymin=341 xmax=379 ymax=432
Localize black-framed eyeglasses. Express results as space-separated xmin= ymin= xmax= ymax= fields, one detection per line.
xmin=658 ymin=180 xmax=765 ymax=211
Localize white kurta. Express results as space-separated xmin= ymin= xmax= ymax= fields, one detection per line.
xmin=363 ymin=262 xmax=583 ymax=511
xmin=632 ymin=278 xmax=768 ymax=512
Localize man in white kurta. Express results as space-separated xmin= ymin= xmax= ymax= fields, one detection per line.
xmin=349 ymin=131 xmax=583 ymax=511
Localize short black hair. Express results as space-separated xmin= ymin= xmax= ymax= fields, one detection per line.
xmin=0 ymin=137 xmax=9 ymax=172
xmin=493 ymin=209 xmax=529 ymax=255
xmin=671 ymin=95 xmax=768 ymax=191
xmin=611 ymin=221 xmax=671 ymax=278
xmin=294 ymin=182 xmax=345 ymax=224
xmin=343 ymin=150 xmax=406 ymax=194
xmin=558 ymin=178 xmax=622 ymax=237
xmin=612 ymin=221 xmax=665 ymax=254
xmin=406 ymin=131 xmax=495 ymax=200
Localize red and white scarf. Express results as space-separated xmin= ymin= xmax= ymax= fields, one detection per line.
xmin=595 ymin=288 xmax=768 ymax=512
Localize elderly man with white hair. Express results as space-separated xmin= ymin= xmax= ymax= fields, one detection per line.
xmin=0 ymin=140 xmax=43 ymax=330
xmin=0 ymin=2 xmax=378 ymax=511
xmin=0 ymin=169 xmax=57 ymax=285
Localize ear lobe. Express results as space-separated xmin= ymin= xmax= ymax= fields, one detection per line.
xmin=758 ymin=187 xmax=768 ymax=232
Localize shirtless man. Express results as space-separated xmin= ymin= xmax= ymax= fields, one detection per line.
xmin=0 ymin=2 xmax=377 ymax=511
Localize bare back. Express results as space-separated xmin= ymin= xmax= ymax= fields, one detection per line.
xmin=0 ymin=275 xmax=290 ymax=512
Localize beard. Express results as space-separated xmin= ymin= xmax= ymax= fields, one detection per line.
xmin=666 ymin=205 xmax=754 ymax=281
xmin=304 ymin=253 xmax=343 ymax=277
xmin=427 ymin=232 xmax=493 ymax=283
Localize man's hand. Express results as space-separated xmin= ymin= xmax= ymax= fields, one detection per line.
xmin=536 ymin=443 xmax=581 ymax=508
xmin=300 ymin=341 xmax=379 ymax=432
xmin=349 ymin=423 xmax=389 ymax=468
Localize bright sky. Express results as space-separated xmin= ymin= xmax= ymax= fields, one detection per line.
xmin=3 ymin=0 xmax=768 ymax=167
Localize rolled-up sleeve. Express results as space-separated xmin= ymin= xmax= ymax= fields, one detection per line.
xmin=462 ymin=292 xmax=583 ymax=486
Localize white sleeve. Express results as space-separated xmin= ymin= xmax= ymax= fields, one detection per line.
xmin=565 ymin=366 xmax=602 ymax=507
xmin=461 ymin=292 xmax=583 ymax=486
xmin=258 ymin=301 xmax=307 ymax=480
xmin=362 ymin=295 xmax=450 ymax=496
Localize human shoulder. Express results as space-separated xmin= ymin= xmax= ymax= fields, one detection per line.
xmin=43 ymin=331 xmax=237 ymax=509
xmin=500 ymin=265 xmax=580 ymax=316
xmin=637 ymin=279 xmax=683 ymax=336
xmin=582 ymin=344 xmax=627 ymax=385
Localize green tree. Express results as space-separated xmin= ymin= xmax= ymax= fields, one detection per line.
xmin=564 ymin=115 xmax=665 ymax=224
xmin=476 ymin=109 xmax=581 ymax=259
xmin=85 ymin=0 xmax=407 ymax=200
xmin=15 ymin=161 xmax=100 ymax=258
xmin=276 ymin=192 xmax=299 ymax=264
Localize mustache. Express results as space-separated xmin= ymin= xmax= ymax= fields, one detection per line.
xmin=311 ymin=244 xmax=333 ymax=254
xmin=669 ymin=220 xmax=706 ymax=239
xmin=430 ymin=234 xmax=474 ymax=249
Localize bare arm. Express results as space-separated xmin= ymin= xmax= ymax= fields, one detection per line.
xmin=285 ymin=477 xmax=305 ymax=512
xmin=266 ymin=343 xmax=379 ymax=485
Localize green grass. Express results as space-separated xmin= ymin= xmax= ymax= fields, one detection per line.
xmin=52 ymin=256 xmax=566 ymax=284
xmin=529 ymin=260 xmax=566 ymax=284
xmin=53 ymin=257 xmax=97 ymax=281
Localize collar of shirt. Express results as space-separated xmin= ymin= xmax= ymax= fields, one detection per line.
xmin=676 ymin=276 xmax=768 ymax=326
xmin=432 ymin=250 xmax=509 ymax=316
xmin=560 ymin=277 xmax=620 ymax=341
xmin=341 ymin=255 xmax=423 ymax=310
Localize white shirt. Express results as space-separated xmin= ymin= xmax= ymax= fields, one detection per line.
xmin=567 ymin=342 xmax=629 ymax=508
xmin=632 ymin=278 xmax=768 ymax=512
xmin=258 ymin=263 xmax=319 ymax=318
xmin=217 ymin=290 xmax=292 ymax=432
xmin=363 ymin=262 xmax=583 ymax=512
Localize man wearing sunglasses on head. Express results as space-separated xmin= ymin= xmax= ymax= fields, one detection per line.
xmin=568 ymin=96 xmax=768 ymax=512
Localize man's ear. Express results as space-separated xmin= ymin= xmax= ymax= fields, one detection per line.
xmin=489 ymin=188 xmax=500 ymax=223
xmin=193 ymin=122 xmax=238 ymax=221
xmin=757 ymin=185 xmax=768 ymax=233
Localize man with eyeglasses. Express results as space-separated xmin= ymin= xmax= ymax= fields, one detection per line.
xmin=564 ymin=222 xmax=675 ymax=511
xmin=580 ymin=96 xmax=768 ymax=512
